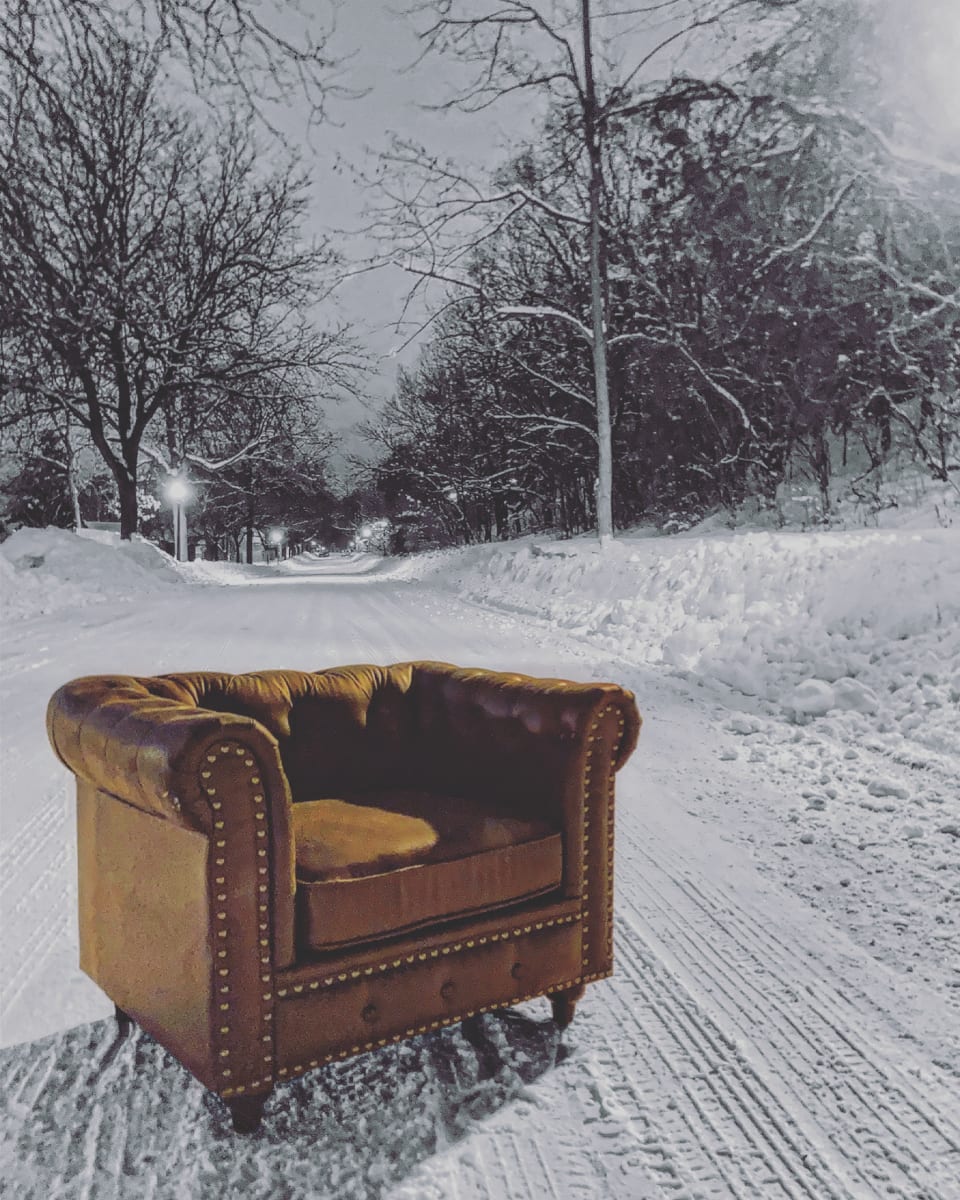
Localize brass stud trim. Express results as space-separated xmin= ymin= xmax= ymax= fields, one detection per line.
xmin=268 ymin=971 xmax=615 ymax=1087
xmin=201 ymin=738 xmax=275 ymax=1103
xmin=274 ymin=911 xmax=582 ymax=994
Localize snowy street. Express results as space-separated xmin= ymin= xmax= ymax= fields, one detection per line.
xmin=2 ymin=546 xmax=958 ymax=1198
xmin=4 ymin=1 xmax=960 ymax=1194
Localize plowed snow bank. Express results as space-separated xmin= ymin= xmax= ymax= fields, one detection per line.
xmin=396 ymin=526 xmax=960 ymax=757
xmin=0 ymin=527 xmax=185 ymax=620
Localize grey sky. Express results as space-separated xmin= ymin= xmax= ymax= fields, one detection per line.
xmin=268 ymin=3 xmax=527 ymax=455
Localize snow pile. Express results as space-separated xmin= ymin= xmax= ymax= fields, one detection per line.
xmin=178 ymin=558 xmax=271 ymax=586
xmin=397 ymin=525 xmax=960 ymax=757
xmin=0 ymin=526 xmax=186 ymax=621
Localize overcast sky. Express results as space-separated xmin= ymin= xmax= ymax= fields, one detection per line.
xmin=264 ymin=3 xmax=529 ymax=455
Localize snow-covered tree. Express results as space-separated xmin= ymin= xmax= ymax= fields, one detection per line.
xmin=363 ymin=0 xmax=810 ymax=543
xmin=366 ymin=0 xmax=958 ymax=537
xmin=0 ymin=18 xmax=356 ymax=537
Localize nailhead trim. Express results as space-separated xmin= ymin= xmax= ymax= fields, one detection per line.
xmin=274 ymin=913 xmax=582 ymax=996
xmin=262 ymin=971 xmax=614 ymax=1087
xmin=582 ymin=704 xmax=624 ymax=975
xmin=201 ymin=740 xmax=276 ymax=1092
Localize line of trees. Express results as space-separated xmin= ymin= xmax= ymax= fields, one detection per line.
xmin=0 ymin=2 xmax=358 ymax=553
xmin=3 ymin=1 xmax=957 ymax=557
xmin=361 ymin=0 xmax=959 ymax=547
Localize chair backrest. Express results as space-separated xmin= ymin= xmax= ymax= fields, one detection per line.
xmin=159 ymin=662 xmax=637 ymax=814
xmin=403 ymin=662 xmax=618 ymax=818
xmin=163 ymin=666 xmax=418 ymax=802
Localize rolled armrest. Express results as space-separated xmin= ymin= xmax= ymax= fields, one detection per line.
xmin=47 ymin=674 xmax=297 ymax=969
xmin=406 ymin=660 xmax=640 ymax=798
xmin=46 ymin=675 xmax=288 ymax=831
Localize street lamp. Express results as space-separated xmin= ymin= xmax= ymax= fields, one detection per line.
xmin=164 ymin=475 xmax=192 ymax=562
xmin=268 ymin=526 xmax=286 ymax=560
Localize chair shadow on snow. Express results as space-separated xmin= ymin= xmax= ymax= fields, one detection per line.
xmin=1 ymin=1002 xmax=570 ymax=1198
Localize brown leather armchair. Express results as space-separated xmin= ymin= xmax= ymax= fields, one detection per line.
xmin=47 ymin=661 xmax=640 ymax=1131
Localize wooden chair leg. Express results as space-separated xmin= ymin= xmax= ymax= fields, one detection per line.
xmin=114 ymin=1005 xmax=133 ymax=1039
xmin=550 ymin=984 xmax=586 ymax=1029
xmin=226 ymin=1092 xmax=269 ymax=1134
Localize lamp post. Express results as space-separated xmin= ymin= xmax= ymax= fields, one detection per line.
xmin=165 ymin=476 xmax=191 ymax=562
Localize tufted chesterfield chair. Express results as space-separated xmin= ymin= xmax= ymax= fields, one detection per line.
xmin=47 ymin=661 xmax=640 ymax=1132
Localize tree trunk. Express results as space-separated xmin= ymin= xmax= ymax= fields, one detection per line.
xmin=246 ymin=523 xmax=254 ymax=565
xmin=581 ymin=0 xmax=613 ymax=546
xmin=68 ymin=455 xmax=83 ymax=533
xmin=117 ymin=473 xmax=138 ymax=539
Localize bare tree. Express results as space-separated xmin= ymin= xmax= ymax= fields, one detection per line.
xmin=362 ymin=0 xmax=801 ymax=543
xmin=0 ymin=0 xmax=345 ymax=128
xmin=0 ymin=20 xmax=358 ymax=537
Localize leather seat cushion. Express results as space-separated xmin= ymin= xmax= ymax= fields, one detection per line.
xmin=294 ymin=790 xmax=563 ymax=950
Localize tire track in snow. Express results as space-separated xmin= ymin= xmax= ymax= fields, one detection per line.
xmin=0 ymin=772 xmax=72 ymax=1042
xmin=615 ymin=825 xmax=960 ymax=1199
xmin=600 ymin=930 xmax=841 ymax=1200
xmin=626 ymin=824 xmax=960 ymax=1138
xmin=677 ymin=862 xmax=960 ymax=1149
xmin=0 ymin=789 xmax=65 ymax=900
xmin=1 ymin=892 xmax=69 ymax=1024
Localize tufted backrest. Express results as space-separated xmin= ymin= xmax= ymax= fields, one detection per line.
xmin=403 ymin=662 xmax=637 ymax=818
xmin=161 ymin=665 xmax=418 ymax=802
xmin=55 ymin=663 xmax=639 ymax=815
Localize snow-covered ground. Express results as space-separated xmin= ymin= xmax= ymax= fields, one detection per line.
xmin=1 ymin=512 xmax=958 ymax=1198
xmin=394 ymin=521 xmax=960 ymax=1011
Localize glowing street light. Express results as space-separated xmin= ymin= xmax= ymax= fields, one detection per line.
xmin=163 ymin=474 xmax=192 ymax=562
xmin=166 ymin=478 xmax=190 ymax=504
xmin=267 ymin=527 xmax=286 ymax=559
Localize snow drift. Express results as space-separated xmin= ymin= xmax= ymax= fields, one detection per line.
xmin=395 ymin=525 xmax=960 ymax=757
xmin=0 ymin=526 xmax=186 ymax=621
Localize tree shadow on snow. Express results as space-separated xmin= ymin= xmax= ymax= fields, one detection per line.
xmin=0 ymin=1003 xmax=570 ymax=1199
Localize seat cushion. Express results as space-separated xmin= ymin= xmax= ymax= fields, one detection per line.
xmin=293 ymin=797 xmax=439 ymax=880
xmin=293 ymin=790 xmax=563 ymax=950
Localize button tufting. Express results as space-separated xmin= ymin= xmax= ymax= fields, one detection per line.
xmin=510 ymin=962 xmax=523 ymax=979
xmin=361 ymin=1003 xmax=379 ymax=1024
xmin=439 ymin=980 xmax=456 ymax=1001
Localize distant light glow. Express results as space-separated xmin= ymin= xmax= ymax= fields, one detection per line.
xmin=269 ymin=527 xmax=285 ymax=545
xmin=165 ymin=477 xmax=190 ymax=504
xmin=360 ymin=524 xmax=373 ymax=538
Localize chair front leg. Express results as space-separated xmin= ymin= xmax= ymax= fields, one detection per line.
xmin=226 ymin=1091 xmax=269 ymax=1133
xmin=551 ymin=983 xmax=586 ymax=1029
xmin=114 ymin=1005 xmax=133 ymax=1039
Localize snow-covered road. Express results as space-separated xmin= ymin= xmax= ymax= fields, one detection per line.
xmin=2 ymin=555 xmax=958 ymax=1198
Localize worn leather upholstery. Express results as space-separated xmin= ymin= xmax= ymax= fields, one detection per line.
xmin=47 ymin=661 xmax=640 ymax=1122
xmin=294 ymin=790 xmax=564 ymax=949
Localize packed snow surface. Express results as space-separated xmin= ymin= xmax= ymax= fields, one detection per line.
xmin=1 ymin=515 xmax=958 ymax=1198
